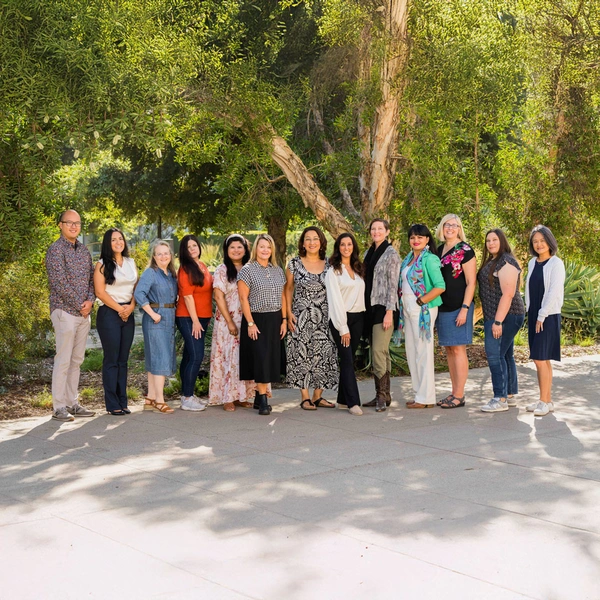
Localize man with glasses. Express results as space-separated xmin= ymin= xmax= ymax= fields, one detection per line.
xmin=45 ymin=210 xmax=96 ymax=421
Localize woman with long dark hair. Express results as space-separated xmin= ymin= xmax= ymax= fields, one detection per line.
xmin=397 ymin=224 xmax=445 ymax=408
xmin=325 ymin=233 xmax=365 ymax=415
xmin=176 ymin=235 xmax=213 ymax=412
xmin=208 ymin=235 xmax=266 ymax=410
xmin=238 ymin=234 xmax=287 ymax=415
xmin=94 ymin=228 xmax=138 ymax=415
xmin=524 ymin=225 xmax=565 ymax=416
xmin=363 ymin=219 xmax=401 ymax=412
xmin=135 ymin=240 xmax=178 ymax=414
xmin=477 ymin=229 xmax=525 ymax=413
xmin=285 ymin=226 xmax=339 ymax=410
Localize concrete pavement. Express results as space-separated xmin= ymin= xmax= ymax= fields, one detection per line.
xmin=1 ymin=356 xmax=599 ymax=599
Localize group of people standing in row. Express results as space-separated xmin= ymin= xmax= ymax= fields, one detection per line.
xmin=45 ymin=209 xmax=564 ymax=422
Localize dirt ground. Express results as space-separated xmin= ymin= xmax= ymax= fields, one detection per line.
xmin=1 ymin=342 xmax=599 ymax=421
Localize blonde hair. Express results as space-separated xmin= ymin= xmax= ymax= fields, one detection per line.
xmin=149 ymin=240 xmax=177 ymax=277
xmin=435 ymin=213 xmax=468 ymax=243
xmin=250 ymin=234 xmax=278 ymax=266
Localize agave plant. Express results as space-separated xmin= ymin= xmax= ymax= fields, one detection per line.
xmin=561 ymin=260 xmax=600 ymax=337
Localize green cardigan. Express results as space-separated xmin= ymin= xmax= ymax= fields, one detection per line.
xmin=401 ymin=251 xmax=446 ymax=309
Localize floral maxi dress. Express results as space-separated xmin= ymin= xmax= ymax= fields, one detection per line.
xmin=208 ymin=264 xmax=265 ymax=404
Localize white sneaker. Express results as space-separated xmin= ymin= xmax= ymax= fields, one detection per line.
xmin=180 ymin=396 xmax=207 ymax=412
xmin=349 ymin=405 xmax=363 ymax=416
xmin=506 ymin=395 xmax=517 ymax=407
xmin=526 ymin=401 xmax=554 ymax=413
xmin=481 ymin=398 xmax=509 ymax=413
xmin=533 ymin=401 xmax=554 ymax=416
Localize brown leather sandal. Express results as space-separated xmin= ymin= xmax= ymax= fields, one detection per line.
xmin=223 ymin=402 xmax=236 ymax=412
xmin=152 ymin=402 xmax=174 ymax=414
xmin=143 ymin=398 xmax=156 ymax=411
xmin=234 ymin=400 xmax=253 ymax=408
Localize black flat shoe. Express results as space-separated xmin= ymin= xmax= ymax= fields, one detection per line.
xmin=108 ymin=410 xmax=126 ymax=416
xmin=121 ymin=407 xmax=131 ymax=414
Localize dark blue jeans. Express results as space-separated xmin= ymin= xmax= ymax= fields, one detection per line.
xmin=96 ymin=305 xmax=135 ymax=412
xmin=176 ymin=316 xmax=211 ymax=397
xmin=484 ymin=313 xmax=525 ymax=399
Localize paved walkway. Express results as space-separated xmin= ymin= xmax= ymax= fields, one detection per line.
xmin=1 ymin=356 xmax=599 ymax=600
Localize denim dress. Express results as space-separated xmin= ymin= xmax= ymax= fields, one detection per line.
xmin=134 ymin=268 xmax=178 ymax=376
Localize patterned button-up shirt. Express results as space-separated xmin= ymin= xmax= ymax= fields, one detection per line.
xmin=45 ymin=235 xmax=95 ymax=316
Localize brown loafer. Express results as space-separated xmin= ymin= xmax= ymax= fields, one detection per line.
xmin=406 ymin=402 xmax=434 ymax=409
xmin=234 ymin=400 xmax=253 ymax=408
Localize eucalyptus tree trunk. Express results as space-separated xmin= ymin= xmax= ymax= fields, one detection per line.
xmin=266 ymin=0 xmax=410 ymax=238
xmin=359 ymin=0 xmax=410 ymax=223
xmin=267 ymin=213 xmax=289 ymax=268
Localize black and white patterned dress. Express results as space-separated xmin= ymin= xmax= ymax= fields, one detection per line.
xmin=286 ymin=257 xmax=339 ymax=390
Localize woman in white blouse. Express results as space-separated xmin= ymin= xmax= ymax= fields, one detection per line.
xmin=325 ymin=233 xmax=366 ymax=416
xmin=94 ymin=228 xmax=138 ymax=415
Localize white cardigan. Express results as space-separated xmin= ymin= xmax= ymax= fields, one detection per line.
xmin=325 ymin=266 xmax=366 ymax=336
xmin=525 ymin=256 xmax=565 ymax=323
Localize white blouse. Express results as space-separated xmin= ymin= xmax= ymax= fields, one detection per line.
xmin=325 ymin=265 xmax=366 ymax=335
xmin=97 ymin=257 xmax=138 ymax=305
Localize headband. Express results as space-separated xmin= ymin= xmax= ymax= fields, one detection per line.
xmin=225 ymin=234 xmax=245 ymax=244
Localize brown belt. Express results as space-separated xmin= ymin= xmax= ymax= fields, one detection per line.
xmin=149 ymin=303 xmax=175 ymax=308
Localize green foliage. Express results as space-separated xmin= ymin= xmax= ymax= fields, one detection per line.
xmin=79 ymin=388 xmax=96 ymax=401
xmin=0 ymin=259 xmax=53 ymax=379
xmin=30 ymin=387 xmax=53 ymax=409
xmin=512 ymin=327 xmax=528 ymax=347
xmin=81 ymin=348 xmax=103 ymax=372
xmin=130 ymin=240 xmax=151 ymax=274
xmin=561 ymin=259 xmax=600 ymax=337
xmin=127 ymin=387 xmax=142 ymax=400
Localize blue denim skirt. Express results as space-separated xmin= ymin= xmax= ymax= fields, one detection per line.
xmin=437 ymin=304 xmax=474 ymax=346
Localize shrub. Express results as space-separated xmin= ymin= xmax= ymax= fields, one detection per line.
xmin=561 ymin=260 xmax=600 ymax=338
xmin=30 ymin=387 xmax=53 ymax=409
xmin=127 ymin=387 xmax=142 ymax=400
xmin=81 ymin=349 xmax=104 ymax=372
xmin=79 ymin=388 xmax=96 ymax=401
xmin=0 ymin=260 xmax=53 ymax=380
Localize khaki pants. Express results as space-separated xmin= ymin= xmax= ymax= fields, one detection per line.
xmin=371 ymin=323 xmax=394 ymax=378
xmin=50 ymin=309 xmax=90 ymax=410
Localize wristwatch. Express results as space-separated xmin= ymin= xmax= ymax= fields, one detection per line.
xmin=416 ymin=297 xmax=424 ymax=306
xmin=462 ymin=303 xmax=470 ymax=309
xmin=494 ymin=320 xmax=503 ymax=326
xmin=248 ymin=321 xmax=255 ymax=327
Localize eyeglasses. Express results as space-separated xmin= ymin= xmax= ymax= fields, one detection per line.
xmin=61 ymin=221 xmax=81 ymax=227
xmin=443 ymin=223 xmax=460 ymax=230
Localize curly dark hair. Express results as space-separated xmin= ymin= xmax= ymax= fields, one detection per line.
xmin=329 ymin=233 xmax=364 ymax=277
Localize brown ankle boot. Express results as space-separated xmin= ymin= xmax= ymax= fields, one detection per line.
xmin=363 ymin=374 xmax=381 ymax=407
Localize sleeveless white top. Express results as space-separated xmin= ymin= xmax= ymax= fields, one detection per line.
xmin=97 ymin=257 xmax=138 ymax=305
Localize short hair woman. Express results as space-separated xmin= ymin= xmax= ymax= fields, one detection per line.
xmin=524 ymin=225 xmax=565 ymax=416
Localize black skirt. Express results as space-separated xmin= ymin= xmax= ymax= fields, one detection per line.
xmin=239 ymin=312 xmax=285 ymax=383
